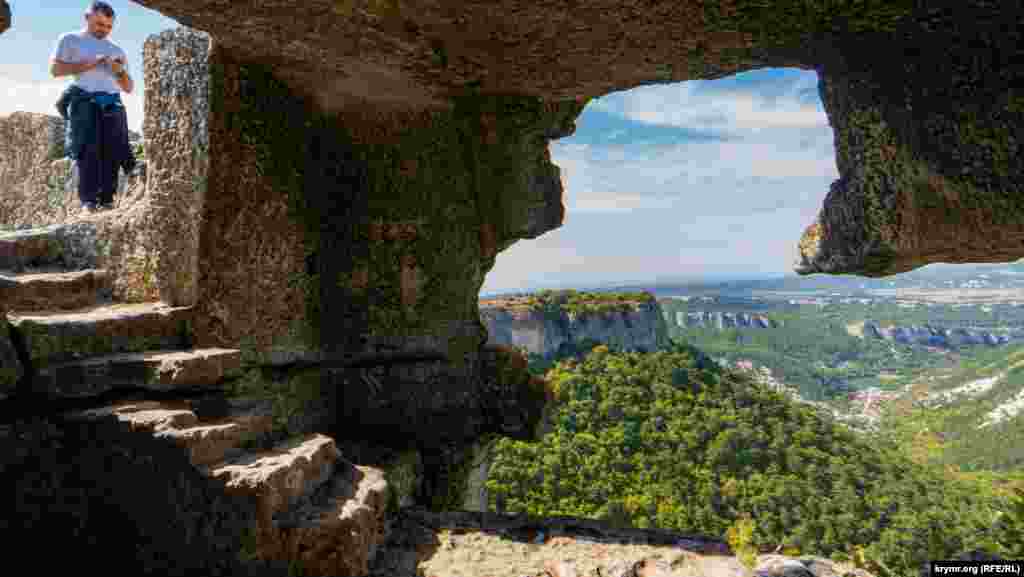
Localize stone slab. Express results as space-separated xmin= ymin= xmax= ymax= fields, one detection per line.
xmin=68 ymin=401 xmax=200 ymax=432
xmin=0 ymin=269 xmax=112 ymax=312
xmin=0 ymin=222 xmax=100 ymax=273
xmin=211 ymin=433 xmax=340 ymax=527
xmin=8 ymin=301 xmax=192 ymax=368
xmin=32 ymin=347 xmax=241 ymax=398
xmin=265 ymin=464 xmax=389 ymax=577
xmin=156 ymin=412 xmax=274 ymax=468
xmin=0 ymin=224 xmax=65 ymax=272
xmin=63 ymin=397 xmax=277 ymax=470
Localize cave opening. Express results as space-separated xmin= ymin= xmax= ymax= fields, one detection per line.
xmin=481 ymin=67 xmax=838 ymax=300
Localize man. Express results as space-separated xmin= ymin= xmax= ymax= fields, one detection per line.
xmin=50 ymin=1 xmax=136 ymax=213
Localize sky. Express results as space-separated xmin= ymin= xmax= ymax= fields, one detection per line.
xmin=0 ymin=3 xmax=839 ymax=296
xmin=482 ymin=68 xmax=838 ymax=295
xmin=0 ymin=1 xmax=179 ymax=133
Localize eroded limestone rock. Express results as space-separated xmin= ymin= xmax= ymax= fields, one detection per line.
xmin=0 ymin=269 xmax=112 ymax=312
xmin=797 ymin=18 xmax=1024 ymax=275
xmin=33 ymin=347 xmax=242 ymax=398
xmin=141 ymin=27 xmax=210 ymax=307
xmin=266 ymin=464 xmax=389 ymax=577
xmin=0 ymin=112 xmax=145 ymax=231
xmin=131 ymin=2 xmax=1023 ymax=281
xmin=212 ymin=433 xmax=340 ymax=528
xmin=10 ymin=301 xmax=193 ymax=369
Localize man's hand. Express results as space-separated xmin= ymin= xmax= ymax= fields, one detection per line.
xmin=50 ymin=55 xmax=112 ymax=78
xmin=110 ymin=57 xmax=124 ymax=75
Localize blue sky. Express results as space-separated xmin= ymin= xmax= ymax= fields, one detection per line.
xmin=483 ymin=68 xmax=838 ymax=294
xmin=1 ymin=3 xmax=840 ymax=295
xmin=0 ymin=2 xmax=178 ymax=131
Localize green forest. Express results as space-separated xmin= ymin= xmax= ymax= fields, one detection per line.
xmin=521 ymin=288 xmax=656 ymax=317
xmin=656 ymin=299 xmax=1011 ymax=400
xmin=484 ymin=342 xmax=1024 ymax=576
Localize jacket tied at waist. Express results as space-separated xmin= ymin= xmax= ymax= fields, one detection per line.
xmin=55 ymin=85 xmax=136 ymax=174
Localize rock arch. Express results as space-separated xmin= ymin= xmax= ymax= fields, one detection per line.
xmin=5 ymin=0 xmax=1022 ymax=448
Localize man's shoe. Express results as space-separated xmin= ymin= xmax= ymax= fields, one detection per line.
xmin=98 ymin=203 xmax=114 ymax=211
xmin=81 ymin=202 xmax=98 ymax=213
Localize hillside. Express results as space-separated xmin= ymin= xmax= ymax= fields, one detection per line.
xmin=482 ymin=343 xmax=1021 ymax=576
xmin=867 ymin=345 xmax=1024 ymax=474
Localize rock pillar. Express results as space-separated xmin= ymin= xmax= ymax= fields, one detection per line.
xmin=195 ymin=45 xmax=581 ymax=448
xmin=141 ymin=27 xmax=211 ymax=306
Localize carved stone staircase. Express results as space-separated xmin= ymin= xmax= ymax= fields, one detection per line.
xmin=0 ymin=221 xmax=391 ymax=576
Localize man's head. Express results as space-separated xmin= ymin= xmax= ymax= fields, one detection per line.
xmin=84 ymin=1 xmax=115 ymax=39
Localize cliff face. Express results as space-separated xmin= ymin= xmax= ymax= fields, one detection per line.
xmin=862 ymin=321 xmax=1014 ymax=348
xmin=480 ymin=299 xmax=670 ymax=358
xmin=669 ymin=309 xmax=780 ymax=330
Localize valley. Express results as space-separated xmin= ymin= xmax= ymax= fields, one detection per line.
xmin=476 ymin=269 xmax=1024 ymax=573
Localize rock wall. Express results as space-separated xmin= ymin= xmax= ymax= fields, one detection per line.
xmin=480 ymin=300 xmax=670 ymax=358
xmin=139 ymin=27 xmax=211 ymax=307
xmin=131 ymin=1 xmax=1024 ymax=280
xmin=0 ymin=415 xmax=281 ymax=577
xmin=0 ymin=112 xmax=145 ymax=231
xmin=185 ymin=40 xmax=576 ymax=450
xmin=796 ymin=6 xmax=1024 ymax=275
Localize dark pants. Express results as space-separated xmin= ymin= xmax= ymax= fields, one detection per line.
xmin=73 ymin=104 xmax=121 ymax=206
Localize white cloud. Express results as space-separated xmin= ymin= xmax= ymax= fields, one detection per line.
xmin=567 ymin=192 xmax=679 ymax=214
xmin=590 ymin=71 xmax=829 ymax=137
xmin=0 ymin=75 xmax=145 ymax=133
xmin=484 ymin=71 xmax=840 ymax=293
xmin=550 ymin=126 xmax=837 ymax=219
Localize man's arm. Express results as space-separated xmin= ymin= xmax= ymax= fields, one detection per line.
xmin=115 ymin=69 xmax=133 ymax=94
xmin=50 ymin=57 xmax=102 ymax=78
xmin=110 ymin=58 xmax=132 ymax=94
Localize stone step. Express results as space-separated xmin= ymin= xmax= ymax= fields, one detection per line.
xmin=8 ymin=301 xmax=192 ymax=369
xmin=156 ymin=413 xmax=275 ymax=468
xmin=32 ymin=347 xmax=242 ymax=399
xmin=265 ymin=464 xmax=389 ymax=577
xmin=68 ymin=400 xmax=200 ymax=431
xmin=62 ymin=397 xmax=275 ymax=468
xmin=0 ymin=221 xmax=99 ymax=273
xmin=0 ymin=269 xmax=113 ymax=312
xmin=210 ymin=434 xmax=341 ymax=527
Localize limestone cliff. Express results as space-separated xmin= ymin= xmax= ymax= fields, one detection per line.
xmin=480 ymin=291 xmax=670 ymax=358
xmin=862 ymin=321 xmax=1015 ymax=348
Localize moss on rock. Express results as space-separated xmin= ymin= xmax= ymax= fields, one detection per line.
xmin=381 ymin=450 xmax=423 ymax=512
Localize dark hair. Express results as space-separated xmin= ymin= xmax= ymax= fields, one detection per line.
xmin=88 ymin=1 xmax=115 ymax=19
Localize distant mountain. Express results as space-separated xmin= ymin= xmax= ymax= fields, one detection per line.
xmin=481 ymin=260 xmax=1024 ymax=300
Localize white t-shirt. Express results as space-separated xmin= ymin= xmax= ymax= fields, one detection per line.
xmin=50 ymin=28 xmax=127 ymax=94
